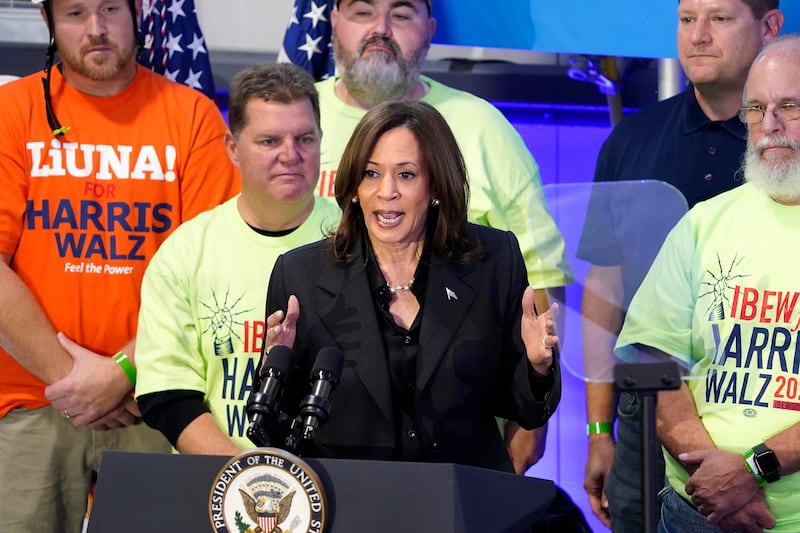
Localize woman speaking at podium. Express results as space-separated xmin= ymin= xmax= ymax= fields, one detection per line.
xmin=263 ymin=100 xmax=560 ymax=473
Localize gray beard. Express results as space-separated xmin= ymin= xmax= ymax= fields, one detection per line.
xmin=743 ymin=134 xmax=800 ymax=203
xmin=334 ymin=38 xmax=428 ymax=107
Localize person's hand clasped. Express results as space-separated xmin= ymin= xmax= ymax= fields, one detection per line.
xmin=45 ymin=332 xmax=136 ymax=429
xmin=521 ymin=286 xmax=559 ymax=376
xmin=89 ymin=396 xmax=142 ymax=430
xmin=717 ymin=488 xmax=776 ymax=533
xmin=681 ymin=448 xmax=764 ymax=525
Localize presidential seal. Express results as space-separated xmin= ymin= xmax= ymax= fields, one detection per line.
xmin=209 ymin=448 xmax=327 ymax=533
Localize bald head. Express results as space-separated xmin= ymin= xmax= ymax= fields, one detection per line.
xmin=745 ymin=34 xmax=800 ymax=102
xmin=751 ymin=33 xmax=800 ymax=65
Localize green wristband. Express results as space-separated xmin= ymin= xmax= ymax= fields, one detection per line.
xmin=113 ymin=351 xmax=137 ymax=386
xmin=743 ymin=448 xmax=767 ymax=487
xmin=587 ymin=421 xmax=613 ymax=436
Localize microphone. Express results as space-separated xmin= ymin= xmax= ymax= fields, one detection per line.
xmin=246 ymin=345 xmax=294 ymax=447
xmin=289 ymin=347 xmax=344 ymax=449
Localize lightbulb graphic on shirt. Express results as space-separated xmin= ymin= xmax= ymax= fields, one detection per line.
xmin=699 ymin=253 xmax=749 ymax=321
xmin=200 ymin=288 xmax=253 ymax=355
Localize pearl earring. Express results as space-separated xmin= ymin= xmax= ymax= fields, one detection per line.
xmin=351 ymin=196 xmax=358 ymax=204
xmin=431 ymin=199 xmax=440 ymax=207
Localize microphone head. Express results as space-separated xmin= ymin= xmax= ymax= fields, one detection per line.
xmin=312 ymin=346 xmax=344 ymax=381
xmin=262 ymin=345 xmax=294 ymax=379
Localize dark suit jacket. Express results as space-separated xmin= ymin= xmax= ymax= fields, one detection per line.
xmin=265 ymin=224 xmax=561 ymax=472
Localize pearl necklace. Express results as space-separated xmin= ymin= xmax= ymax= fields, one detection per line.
xmin=387 ymin=278 xmax=415 ymax=293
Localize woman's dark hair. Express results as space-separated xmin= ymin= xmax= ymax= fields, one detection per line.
xmin=330 ymin=100 xmax=480 ymax=264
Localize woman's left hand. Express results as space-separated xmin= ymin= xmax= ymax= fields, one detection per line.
xmin=521 ymin=286 xmax=559 ymax=376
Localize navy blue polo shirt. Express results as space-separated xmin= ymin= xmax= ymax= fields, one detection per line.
xmin=577 ymin=86 xmax=747 ymax=307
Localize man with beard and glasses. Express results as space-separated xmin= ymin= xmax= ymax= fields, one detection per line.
xmin=316 ymin=0 xmax=572 ymax=479
xmin=0 ymin=0 xmax=237 ymax=531
xmin=616 ymin=34 xmax=800 ymax=533
xmin=579 ymin=1 xmax=783 ymax=531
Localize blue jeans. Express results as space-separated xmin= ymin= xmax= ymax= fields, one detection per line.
xmin=658 ymin=485 xmax=732 ymax=533
xmin=606 ymin=392 xmax=666 ymax=533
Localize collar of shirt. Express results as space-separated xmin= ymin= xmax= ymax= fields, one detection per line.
xmin=682 ymin=84 xmax=747 ymax=140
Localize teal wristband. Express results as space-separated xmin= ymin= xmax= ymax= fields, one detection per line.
xmin=113 ymin=351 xmax=137 ymax=386
xmin=587 ymin=421 xmax=613 ymax=436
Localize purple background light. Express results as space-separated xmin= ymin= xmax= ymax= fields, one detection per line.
xmin=498 ymin=101 xmax=612 ymax=532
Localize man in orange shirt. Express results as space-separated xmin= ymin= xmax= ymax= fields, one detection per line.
xmin=0 ymin=1 xmax=237 ymax=531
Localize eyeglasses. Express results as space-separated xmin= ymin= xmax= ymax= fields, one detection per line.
xmin=738 ymin=103 xmax=800 ymax=125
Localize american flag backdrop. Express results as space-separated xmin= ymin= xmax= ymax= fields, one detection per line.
xmin=138 ymin=0 xmax=216 ymax=99
xmin=278 ymin=0 xmax=336 ymax=82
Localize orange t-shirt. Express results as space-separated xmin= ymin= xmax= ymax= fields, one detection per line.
xmin=0 ymin=66 xmax=239 ymax=417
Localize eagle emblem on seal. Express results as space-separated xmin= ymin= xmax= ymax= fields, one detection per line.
xmin=239 ymin=483 xmax=295 ymax=533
